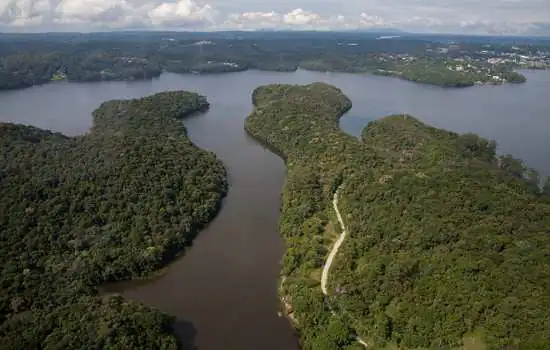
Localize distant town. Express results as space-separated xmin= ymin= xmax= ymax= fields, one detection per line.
xmin=1 ymin=31 xmax=549 ymax=90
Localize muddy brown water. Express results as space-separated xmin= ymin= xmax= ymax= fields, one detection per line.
xmin=1 ymin=69 xmax=549 ymax=350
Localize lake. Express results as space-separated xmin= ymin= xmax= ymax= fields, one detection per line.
xmin=1 ymin=69 xmax=549 ymax=349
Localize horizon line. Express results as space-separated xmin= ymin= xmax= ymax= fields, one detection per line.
xmin=1 ymin=29 xmax=550 ymax=38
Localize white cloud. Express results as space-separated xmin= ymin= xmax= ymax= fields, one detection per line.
xmin=0 ymin=0 xmax=548 ymax=34
xmin=224 ymin=11 xmax=281 ymax=29
xmin=0 ymin=0 xmax=218 ymax=29
xmin=0 ymin=0 xmax=54 ymax=26
xmin=53 ymin=0 xmax=139 ymax=27
xmin=282 ymin=8 xmax=320 ymax=26
xmin=222 ymin=9 xmax=391 ymax=30
xmin=359 ymin=13 xmax=387 ymax=27
xmin=148 ymin=0 xmax=217 ymax=27
xmin=56 ymin=0 xmax=116 ymax=18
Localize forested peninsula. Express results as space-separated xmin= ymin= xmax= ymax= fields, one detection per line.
xmin=0 ymin=91 xmax=227 ymax=348
xmin=245 ymin=83 xmax=550 ymax=349
xmin=1 ymin=32 xmax=539 ymax=91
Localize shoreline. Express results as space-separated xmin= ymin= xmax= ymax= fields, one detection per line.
xmin=244 ymin=84 xmax=353 ymax=348
xmin=2 ymin=65 xmax=533 ymax=93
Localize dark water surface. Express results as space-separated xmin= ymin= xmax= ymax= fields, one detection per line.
xmin=1 ymin=69 xmax=549 ymax=349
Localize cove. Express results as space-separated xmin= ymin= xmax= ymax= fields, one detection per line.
xmin=1 ymin=68 xmax=549 ymax=349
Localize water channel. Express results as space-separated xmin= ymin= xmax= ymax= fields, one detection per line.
xmin=1 ymin=69 xmax=549 ymax=349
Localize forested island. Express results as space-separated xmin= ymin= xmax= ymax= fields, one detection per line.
xmin=245 ymin=83 xmax=550 ymax=349
xmin=0 ymin=91 xmax=227 ymax=348
xmin=1 ymin=31 xmax=546 ymax=90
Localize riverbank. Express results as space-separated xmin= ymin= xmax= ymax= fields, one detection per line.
xmin=245 ymin=82 xmax=550 ymax=349
xmin=245 ymin=82 xmax=368 ymax=348
xmin=3 ymin=69 xmax=550 ymax=349
xmin=0 ymin=91 xmax=228 ymax=348
xmin=2 ymin=62 xmax=528 ymax=92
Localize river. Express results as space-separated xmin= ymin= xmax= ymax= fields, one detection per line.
xmin=1 ymin=69 xmax=549 ymax=350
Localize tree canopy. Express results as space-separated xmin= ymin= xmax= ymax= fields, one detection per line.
xmin=0 ymin=32 xmax=536 ymax=90
xmin=0 ymin=91 xmax=227 ymax=348
xmin=245 ymin=82 xmax=550 ymax=349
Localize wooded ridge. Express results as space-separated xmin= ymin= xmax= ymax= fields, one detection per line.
xmin=0 ymin=91 xmax=227 ymax=348
xmin=245 ymin=82 xmax=550 ymax=349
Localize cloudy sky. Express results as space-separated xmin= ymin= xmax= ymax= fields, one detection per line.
xmin=0 ymin=0 xmax=549 ymax=35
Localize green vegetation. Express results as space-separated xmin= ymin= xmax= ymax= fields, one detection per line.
xmin=50 ymin=71 xmax=67 ymax=81
xmin=1 ymin=32 xmax=538 ymax=90
xmin=3 ymin=295 xmax=179 ymax=349
xmin=337 ymin=117 xmax=550 ymax=349
xmin=167 ymin=61 xmax=248 ymax=74
xmin=245 ymin=83 xmax=550 ymax=349
xmin=300 ymin=56 xmax=527 ymax=87
xmin=400 ymin=58 xmax=527 ymax=86
xmin=246 ymin=82 xmax=370 ymax=349
xmin=0 ymin=91 xmax=227 ymax=348
xmin=0 ymin=52 xmax=162 ymax=89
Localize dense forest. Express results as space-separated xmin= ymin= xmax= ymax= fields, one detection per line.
xmin=0 ymin=31 xmax=542 ymax=90
xmin=0 ymin=91 xmax=227 ymax=348
xmin=245 ymin=83 xmax=550 ymax=349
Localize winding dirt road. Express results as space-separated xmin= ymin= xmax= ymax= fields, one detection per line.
xmin=320 ymin=191 xmax=348 ymax=295
xmin=321 ymin=189 xmax=369 ymax=348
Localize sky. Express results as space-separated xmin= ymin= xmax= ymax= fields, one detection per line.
xmin=0 ymin=0 xmax=549 ymax=35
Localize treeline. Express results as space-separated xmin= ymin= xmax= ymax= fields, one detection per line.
xmin=0 ymin=33 xmax=531 ymax=90
xmin=246 ymin=83 xmax=373 ymax=349
xmin=0 ymin=52 xmax=162 ymax=90
xmin=336 ymin=116 xmax=550 ymax=349
xmin=0 ymin=91 xmax=227 ymax=348
xmin=245 ymin=83 xmax=550 ymax=349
